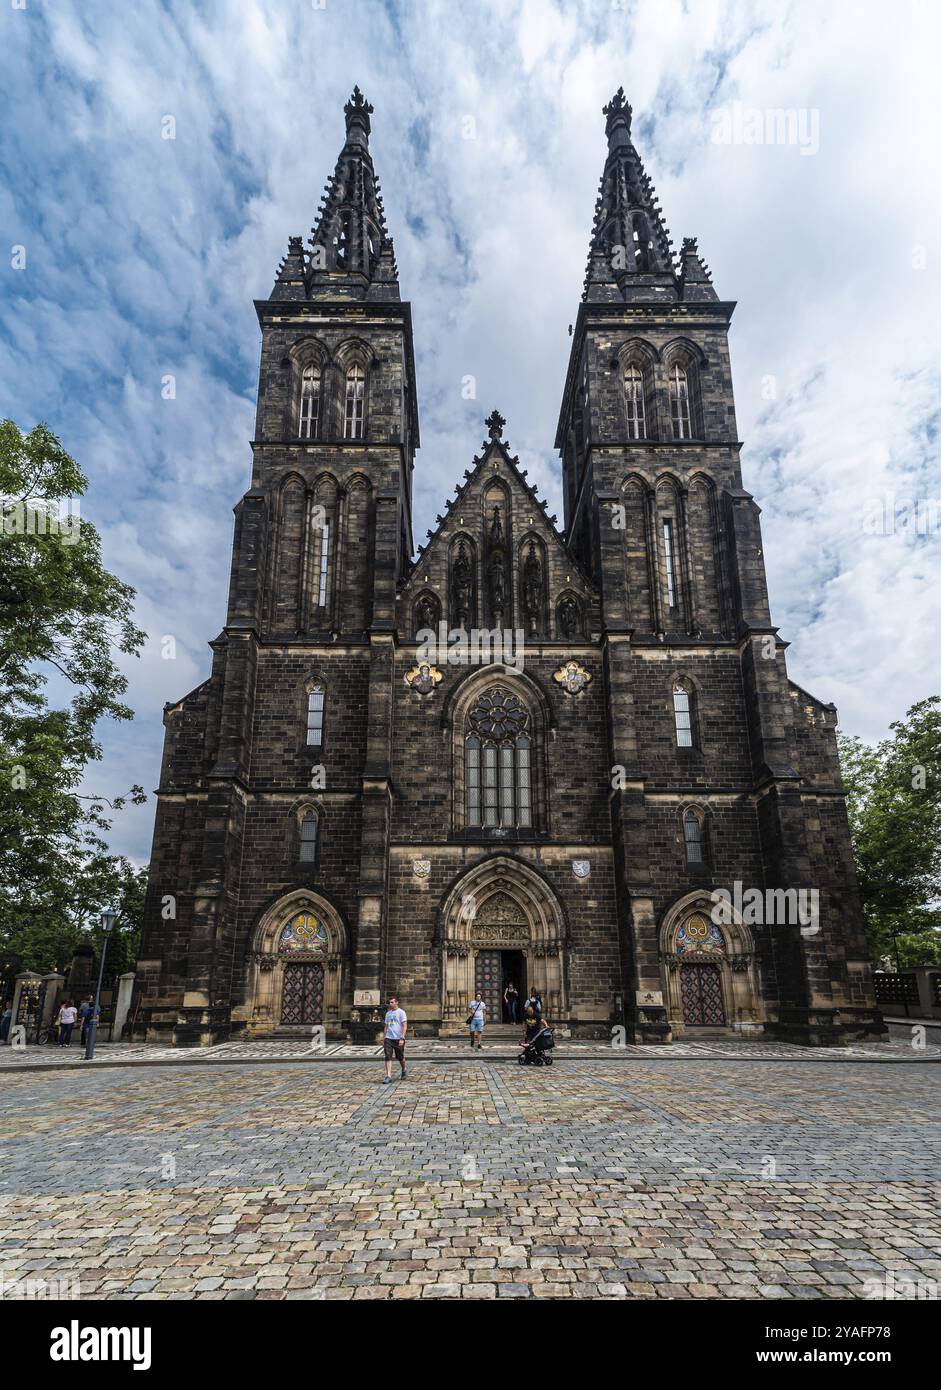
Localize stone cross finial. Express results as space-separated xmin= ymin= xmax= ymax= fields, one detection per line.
xmin=486 ymin=409 xmax=506 ymax=440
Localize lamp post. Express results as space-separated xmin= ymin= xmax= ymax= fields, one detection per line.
xmin=84 ymin=910 xmax=118 ymax=1061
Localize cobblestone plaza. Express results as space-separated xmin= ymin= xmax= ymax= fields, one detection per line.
xmin=2 ymin=1042 xmax=939 ymax=1301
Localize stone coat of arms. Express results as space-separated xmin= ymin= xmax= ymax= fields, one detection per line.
xmin=572 ymin=859 xmax=591 ymax=879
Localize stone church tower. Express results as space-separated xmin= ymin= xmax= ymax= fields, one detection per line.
xmin=136 ymin=88 xmax=882 ymax=1046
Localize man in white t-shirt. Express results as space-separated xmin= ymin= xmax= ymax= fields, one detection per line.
xmin=383 ymin=995 xmax=407 ymax=1083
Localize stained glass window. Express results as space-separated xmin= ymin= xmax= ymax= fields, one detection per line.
xmin=465 ymin=688 xmax=532 ymax=829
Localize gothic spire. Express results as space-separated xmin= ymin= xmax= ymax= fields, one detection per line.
xmin=582 ymin=88 xmax=676 ymax=304
xmin=305 ymin=86 xmax=400 ymax=302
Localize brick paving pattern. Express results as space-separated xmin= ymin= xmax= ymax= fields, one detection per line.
xmin=1 ymin=1054 xmax=939 ymax=1300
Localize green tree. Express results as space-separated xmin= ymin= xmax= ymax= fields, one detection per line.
xmin=838 ymin=697 xmax=941 ymax=968
xmin=0 ymin=420 xmax=147 ymax=979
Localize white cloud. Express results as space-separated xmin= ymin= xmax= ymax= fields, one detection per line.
xmin=2 ymin=0 xmax=939 ymax=860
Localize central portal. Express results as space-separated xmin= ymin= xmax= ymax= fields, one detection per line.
xmin=439 ymin=857 xmax=567 ymax=1035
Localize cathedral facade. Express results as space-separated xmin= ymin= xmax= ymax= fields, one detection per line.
xmin=136 ymin=88 xmax=883 ymax=1046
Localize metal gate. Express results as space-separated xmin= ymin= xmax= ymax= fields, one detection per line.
xmin=680 ymin=964 xmax=725 ymax=1026
xmin=280 ymin=963 xmax=324 ymax=1026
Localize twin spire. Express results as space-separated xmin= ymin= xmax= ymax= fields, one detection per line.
xmin=270 ymin=86 xmax=399 ymax=303
xmin=270 ymin=85 xmax=714 ymax=307
xmin=583 ymin=86 xmax=716 ymax=304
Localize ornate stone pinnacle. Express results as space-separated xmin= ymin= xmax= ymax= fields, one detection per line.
xmin=344 ymin=85 xmax=374 ymax=138
xmin=603 ymin=85 xmax=632 ymax=136
xmin=486 ymin=409 xmax=506 ymax=440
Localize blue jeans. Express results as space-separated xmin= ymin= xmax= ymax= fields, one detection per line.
xmin=58 ymin=1023 xmax=74 ymax=1046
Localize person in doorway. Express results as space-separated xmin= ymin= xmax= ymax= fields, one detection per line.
xmin=57 ymin=999 xmax=78 ymax=1047
xmin=504 ymin=981 xmax=519 ymax=1024
xmin=382 ymin=995 xmax=407 ymax=1083
xmin=467 ymin=992 xmax=486 ymax=1049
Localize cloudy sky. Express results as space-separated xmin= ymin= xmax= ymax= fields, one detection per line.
xmin=2 ymin=0 xmax=938 ymax=864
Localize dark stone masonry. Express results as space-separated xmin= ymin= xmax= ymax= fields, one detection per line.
xmin=136 ymin=87 xmax=883 ymax=1047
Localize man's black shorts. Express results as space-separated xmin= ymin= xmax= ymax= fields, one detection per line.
xmin=383 ymin=1038 xmax=405 ymax=1062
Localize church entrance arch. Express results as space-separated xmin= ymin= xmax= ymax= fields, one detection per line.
xmin=244 ymin=891 xmax=348 ymax=1037
xmin=659 ymin=892 xmax=764 ymax=1037
xmin=438 ymin=858 xmax=567 ymax=1033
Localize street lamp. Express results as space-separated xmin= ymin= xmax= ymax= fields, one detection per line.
xmin=83 ymin=909 xmax=118 ymax=1061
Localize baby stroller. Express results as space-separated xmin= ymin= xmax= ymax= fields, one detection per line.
xmin=517 ymin=1022 xmax=554 ymax=1066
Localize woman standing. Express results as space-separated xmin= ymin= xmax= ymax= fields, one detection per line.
xmin=57 ymin=999 xmax=78 ymax=1047
xmin=503 ymin=981 xmax=519 ymax=1023
xmin=467 ymin=992 xmax=486 ymax=1050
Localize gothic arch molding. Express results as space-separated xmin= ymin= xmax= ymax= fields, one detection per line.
xmin=244 ymin=889 xmax=349 ymax=1035
xmin=437 ymin=855 xmax=570 ymax=1026
xmin=658 ymin=890 xmax=764 ymax=1036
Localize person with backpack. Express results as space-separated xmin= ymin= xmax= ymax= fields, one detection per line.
xmin=467 ymin=991 xmax=486 ymax=1049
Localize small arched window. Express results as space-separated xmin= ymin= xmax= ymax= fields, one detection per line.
xmin=465 ymin=687 xmax=532 ymax=830
xmin=623 ymin=364 xmax=646 ymax=440
xmin=673 ymin=679 xmax=694 ymax=748
xmin=669 ymin=363 xmax=692 ymax=439
xmin=344 ymin=364 xmax=365 ymax=439
xmin=306 ymin=683 xmax=325 ymax=747
xmin=684 ymin=809 xmax=703 ymax=864
xmin=299 ymin=810 xmax=318 ymax=863
xmin=298 ymin=364 xmax=320 ymax=439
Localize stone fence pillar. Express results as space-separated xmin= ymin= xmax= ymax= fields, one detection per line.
xmin=40 ymin=973 xmax=65 ymax=1033
xmin=913 ymin=966 xmax=941 ymax=1020
xmin=113 ymin=972 xmax=136 ymax=1041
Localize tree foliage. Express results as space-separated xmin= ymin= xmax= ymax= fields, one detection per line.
xmin=0 ymin=420 xmax=147 ymax=980
xmin=838 ymin=697 xmax=941 ymax=968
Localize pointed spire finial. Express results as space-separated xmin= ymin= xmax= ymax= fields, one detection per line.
xmin=486 ymin=409 xmax=506 ymax=441
xmin=603 ymin=86 xmax=632 ymax=145
xmin=344 ymin=85 xmax=373 ymax=143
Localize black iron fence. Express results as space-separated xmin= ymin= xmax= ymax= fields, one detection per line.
xmin=873 ymin=972 xmax=920 ymax=1006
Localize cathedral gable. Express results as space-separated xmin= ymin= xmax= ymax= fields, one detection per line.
xmin=398 ymin=412 xmax=595 ymax=642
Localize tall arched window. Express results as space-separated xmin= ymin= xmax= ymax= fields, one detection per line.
xmin=623 ymin=364 xmax=646 ymax=439
xmin=684 ymin=809 xmax=703 ymax=864
xmin=673 ymin=679 xmax=694 ymax=748
xmin=298 ymin=364 xmax=320 ymax=439
xmin=306 ymin=683 xmax=325 ymax=747
xmin=344 ymin=364 xmax=365 ymax=439
xmin=299 ymin=810 xmax=318 ymax=863
xmin=669 ymin=363 xmax=692 ymax=439
xmin=465 ymin=687 xmax=532 ymax=830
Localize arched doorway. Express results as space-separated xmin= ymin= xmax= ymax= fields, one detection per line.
xmin=243 ymin=891 xmax=348 ymax=1037
xmin=659 ymin=892 xmax=764 ymax=1037
xmin=438 ymin=857 xmax=568 ymax=1034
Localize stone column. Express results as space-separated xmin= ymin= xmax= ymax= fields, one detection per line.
xmin=914 ymin=966 xmax=941 ymax=1020
xmin=40 ymin=973 xmax=65 ymax=1033
xmin=10 ymin=971 xmax=42 ymax=1043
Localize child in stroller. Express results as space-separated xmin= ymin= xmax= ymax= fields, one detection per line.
xmin=518 ymin=1006 xmax=554 ymax=1066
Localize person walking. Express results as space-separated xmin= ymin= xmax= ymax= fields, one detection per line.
xmin=467 ymin=991 xmax=486 ymax=1049
xmin=503 ymin=981 xmax=519 ymax=1024
xmin=382 ymin=994 xmax=407 ymax=1083
xmin=57 ymin=999 xmax=78 ymax=1047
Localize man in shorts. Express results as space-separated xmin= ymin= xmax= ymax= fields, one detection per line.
xmin=383 ymin=994 xmax=407 ymax=1083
